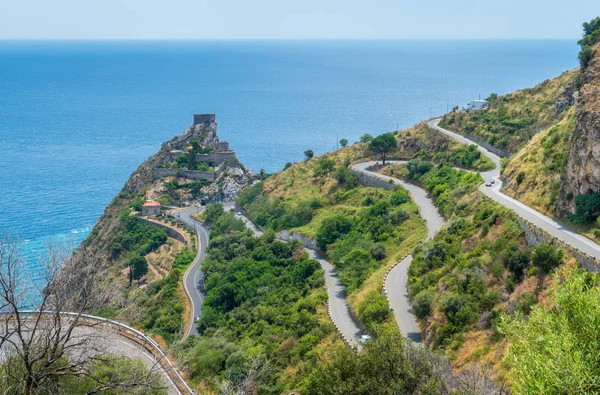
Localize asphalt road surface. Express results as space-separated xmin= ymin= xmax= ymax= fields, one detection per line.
xmin=351 ymin=161 xmax=446 ymax=343
xmin=428 ymin=118 xmax=600 ymax=263
xmin=175 ymin=207 xmax=210 ymax=338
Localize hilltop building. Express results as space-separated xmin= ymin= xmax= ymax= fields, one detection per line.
xmin=141 ymin=201 xmax=161 ymax=216
xmin=464 ymin=100 xmax=488 ymax=111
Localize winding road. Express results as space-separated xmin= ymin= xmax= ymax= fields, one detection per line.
xmin=223 ymin=203 xmax=364 ymax=347
xmin=174 ymin=207 xmax=210 ymax=339
xmin=349 ymin=117 xmax=600 ymax=344
xmin=428 ymin=118 xmax=600 ymax=262
xmin=351 ymin=161 xmax=445 ymax=343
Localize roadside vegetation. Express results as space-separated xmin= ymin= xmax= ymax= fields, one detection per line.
xmin=377 ymin=161 xmax=571 ymax=374
xmin=500 ymin=267 xmax=600 ymax=394
xmin=395 ymin=122 xmax=494 ymax=171
xmin=237 ymin=146 xmax=427 ymax=331
xmin=175 ymin=208 xmax=341 ymax=393
xmin=502 ymin=108 xmax=575 ymax=216
xmin=439 ymin=70 xmax=577 ymax=153
xmin=92 ymin=205 xmax=196 ymax=345
xmin=307 ymin=324 xmax=502 ymax=394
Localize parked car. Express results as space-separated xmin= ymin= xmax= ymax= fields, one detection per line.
xmin=360 ymin=335 xmax=372 ymax=343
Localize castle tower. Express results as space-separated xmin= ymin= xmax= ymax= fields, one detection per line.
xmin=193 ymin=114 xmax=216 ymax=125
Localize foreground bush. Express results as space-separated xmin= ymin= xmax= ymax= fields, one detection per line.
xmin=501 ymin=269 xmax=600 ymax=394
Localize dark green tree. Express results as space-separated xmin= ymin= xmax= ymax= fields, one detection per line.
xmin=129 ymin=255 xmax=148 ymax=284
xmin=304 ymin=149 xmax=314 ymax=160
xmin=532 ymin=243 xmax=564 ymax=274
xmin=369 ymin=133 xmax=397 ymax=165
xmin=339 ymin=138 xmax=348 ymax=147
xmin=316 ymin=215 xmax=353 ymax=250
xmin=205 ymin=203 xmax=224 ymax=224
xmin=359 ymin=133 xmax=374 ymax=143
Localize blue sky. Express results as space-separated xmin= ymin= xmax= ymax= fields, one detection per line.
xmin=0 ymin=0 xmax=598 ymax=39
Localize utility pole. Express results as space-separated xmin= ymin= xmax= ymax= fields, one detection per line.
xmin=396 ymin=122 xmax=399 ymax=132
xmin=447 ymin=99 xmax=449 ymax=114
xmin=336 ymin=132 xmax=339 ymax=151
xmin=429 ymin=107 xmax=432 ymax=118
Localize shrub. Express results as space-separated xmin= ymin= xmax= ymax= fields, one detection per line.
xmin=389 ymin=188 xmax=410 ymax=206
xmin=515 ymin=292 xmax=537 ymax=316
xmin=359 ymin=291 xmax=391 ymax=328
xmin=504 ymin=249 xmax=531 ymax=281
xmin=412 ymin=290 xmax=434 ymax=319
xmin=532 ymin=243 xmax=563 ymax=274
xmin=573 ymin=193 xmax=600 ymax=223
xmin=501 ymin=269 xmax=600 ymax=393
xmin=516 ymin=171 xmax=526 ymax=185
xmin=442 ymin=293 xmax=478 ymax=328
xmin=316 ymin=215 xmax=353 ymax=250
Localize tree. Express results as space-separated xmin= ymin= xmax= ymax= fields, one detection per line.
xmin=205 ymin=203 xmax=225 ymax=223
xmin=307 ymin=324 xmax=502 ymax=395
xmin=0 ymin=232 xmax=166 ymax=394
xmin=359 ymin=133 xmax=374 ymax=143
xmin=369 ymin=133 xmax=397 ymax=165
xmin=339 ymin=138 xmax=348 ymax=147
xmin=304 ymin=150 xmax=314 ymax=160
xmin=316 ymin=215 xmax=353 ymax=250
xmin=129 ymin=254 xmax=148 ymax=283
xmin=531 ymin=243 xmax=563 ymax=274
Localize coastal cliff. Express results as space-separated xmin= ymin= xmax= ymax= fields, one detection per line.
xmin=557 ymin=42 xmax=600 ymax=216
xmin=66 ymin=115 xmax=255 ymax=320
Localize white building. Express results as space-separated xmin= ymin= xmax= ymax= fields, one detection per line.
xmin=464 ymin=100 xmax=488 ymax=111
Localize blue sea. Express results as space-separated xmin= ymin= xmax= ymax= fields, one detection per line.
xmin=0 ymin=40 xmax=579 ymax=286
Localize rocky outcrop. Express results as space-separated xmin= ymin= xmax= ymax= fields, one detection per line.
xmin=557 ymin=44 xmax=600 ymax=216
xmin=204 ymin=159 xmax=256 ymax=202
xmin=555 ymin=81 xmax=578 ymax=115
xmin=65 ymin=116 xmax=254 ymax=311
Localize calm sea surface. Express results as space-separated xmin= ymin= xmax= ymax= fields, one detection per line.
xmin=0 ymin=40 xmax=578 ymax=284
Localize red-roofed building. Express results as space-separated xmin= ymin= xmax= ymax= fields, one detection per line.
xmin=141 ymin=201 xmax=161 ymax=216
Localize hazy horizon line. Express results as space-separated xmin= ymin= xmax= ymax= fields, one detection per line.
xmin=0 ymin=37 xmax=580 ymax=42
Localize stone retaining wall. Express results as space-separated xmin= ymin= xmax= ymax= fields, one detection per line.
xmin=463 ymin=133 xmax=511 ymax=158
xmin=513 ymin=214 xmax=600 ymax=273
xmin=138 ymin=217 xmax=189 ymax=246
xmin=153 ymin=168 xmax=216 ymax=181
xmin=349 ymin=168 xmax=395 ymax=190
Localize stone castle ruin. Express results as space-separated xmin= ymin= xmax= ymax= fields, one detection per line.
xmin=167 ymin=114 xmax=236 ymax=165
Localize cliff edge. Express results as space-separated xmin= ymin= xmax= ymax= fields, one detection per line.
xmin=557 ymin=42 xmax=600 ymax=216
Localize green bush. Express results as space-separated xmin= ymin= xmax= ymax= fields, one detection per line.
xmin=412 ymin=290 xmax=434 ymax=319
xmin=532 ymin=243 xmax=563 ymax=274
xmin=358 ymin=291 xmax=391 ymax=329
xmin=316 ymin=215 xmax=353 ymax=250
xmin=504 ymin=248 xmax=531 ymax=281
xmin=501 ymin=269 xmax=600 ymax=393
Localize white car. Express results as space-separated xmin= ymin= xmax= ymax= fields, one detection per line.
xmin=359 ymin=335 xmax=372 ymax=343
xmin=485 ymin=181 xmax=492 ymax=187
xmin=490 ymin=179 xmax=496 ymax=184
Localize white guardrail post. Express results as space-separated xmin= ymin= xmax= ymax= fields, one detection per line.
xmin=19 ymin=311 xmax=195 ymax=395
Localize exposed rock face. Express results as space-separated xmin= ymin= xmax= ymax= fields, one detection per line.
xmin=557 ymin=44 xmax=600 ymax=216
xmin=203 ymin=160 xmax=257 ymax=202
xmin=555 ymin=82 xmax=577 ymax=115
xmin=162 ymin=120 xmax=220 ymax=152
